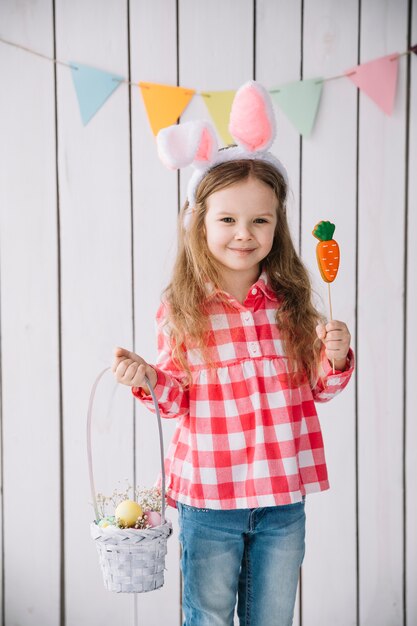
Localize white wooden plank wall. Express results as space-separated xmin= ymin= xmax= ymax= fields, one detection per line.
xmin=406 ymin=3 xmax=417 ymax=625
xmin=0 ymin=1 xmax=415 ymax=625
xmin=54 ymin=2 xmax=135 ymax=625
xmin=131 ymin=1 xmax=181 ymax=623
xmin=358 ymin=1 xmax=408 ymax=624
xmin=301 ymin=2 xmax=358 ymax=624
xmin=0 ymin=2 xmax=61 ymax=626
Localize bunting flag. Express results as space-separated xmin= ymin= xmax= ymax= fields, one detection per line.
xmin=345 ymin=53 xmax=399 ymax=115
xmin=1 ymin=37 xmax=416 ymax=135
xmin=270 ymin=78 xmax=323 ymax=137
xmin=70 ymin=63 xmax=124 ymax=125
xmin=201 ymin=90 xmax=236 ymax=146
xmin=139 ymin=82 xmax=195 ymax=135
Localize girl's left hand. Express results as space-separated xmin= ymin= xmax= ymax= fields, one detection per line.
xmin=316 ymin=320 xmax=351 ymax=370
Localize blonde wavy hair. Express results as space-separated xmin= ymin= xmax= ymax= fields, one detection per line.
xmin=163 ymin=158 xmax=325 ymax=387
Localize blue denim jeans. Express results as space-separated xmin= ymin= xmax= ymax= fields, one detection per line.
xmin=177 ymin=499 xmax=306 ymax=626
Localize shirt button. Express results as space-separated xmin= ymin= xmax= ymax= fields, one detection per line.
xmin=251 ymin=288 xmax=257 ymax=295
xmin=243 ymin=313 xmax=251 ymax=323
xmin=249 ymin=343 xmax=259 ymax=355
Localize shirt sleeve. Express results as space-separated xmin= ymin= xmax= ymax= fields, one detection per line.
xmin=311 ymin=346 xmax=355 ymax=403
xmin=131 ymin=302 xmax=190 ymax=419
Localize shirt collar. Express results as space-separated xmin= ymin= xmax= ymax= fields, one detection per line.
xmin=256 ymin=271 xmax=278 ymax=301
xmin=205 ymin=271 xmax=278 ymax=302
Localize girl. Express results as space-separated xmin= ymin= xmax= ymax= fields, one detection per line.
xmin=112 ymin=82 xmax=354 ymax=626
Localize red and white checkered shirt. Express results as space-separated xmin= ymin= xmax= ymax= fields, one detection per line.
xmin=132 ymin=273 xmax=354 ymax=510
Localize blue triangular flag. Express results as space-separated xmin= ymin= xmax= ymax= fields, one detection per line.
xmin=70 ymin=62 xmax=125 ymax=125
xmin=270 ymin=78 xmax=323 ymax=137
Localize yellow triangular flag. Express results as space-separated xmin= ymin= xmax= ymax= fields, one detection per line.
xmin=201 ymin=90 xmax=236 ymax=146
xmin=139 ymin=82 xmax=196 ymax=135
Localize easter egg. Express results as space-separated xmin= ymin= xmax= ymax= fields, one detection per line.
xmin=98 ymin=519 xmax=111 ymax=528
xmin=98 ymin=515 xmax=116 ymax=528
xmin=144 ymin=510 xmax=162 ymax=527
xmin=115 ymin=500 xmax=143 ymax=527
xmin=102 ymin=524 xmax=118 ymax=532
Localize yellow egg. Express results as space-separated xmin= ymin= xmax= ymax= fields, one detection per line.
xmin=115 ymin=500 xmax=143 ymax=527
xmin=98 ymin=520 xmax=110 ymax=528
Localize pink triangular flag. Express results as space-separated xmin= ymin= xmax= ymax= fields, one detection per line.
xmin=345 ymin=53 xmax=399 ymax=115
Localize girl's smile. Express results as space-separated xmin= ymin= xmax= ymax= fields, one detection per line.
xmin=227 ymin=246 xmax=257 ymax=254
xmin=204 ymin=176 xmax=278 ymax=285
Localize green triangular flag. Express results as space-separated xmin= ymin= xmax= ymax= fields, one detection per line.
xmin=70 ymin=62 xmax=124 ymax=125
xmin=201 ymin=90 xmax=236 ymax=146
xmin=270 ymin=78 xmax=323 ymax=137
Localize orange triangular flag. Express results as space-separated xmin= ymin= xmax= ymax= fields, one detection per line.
xmin=139 ymin=82 xmax=195 ymax=135
xmin=345 ymin=53 xmax=399 ymax=115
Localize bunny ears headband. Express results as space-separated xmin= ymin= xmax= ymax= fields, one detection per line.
xmin=156 ymin=80 xmax=288 ymax=226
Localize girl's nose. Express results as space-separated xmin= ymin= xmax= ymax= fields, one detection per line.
xmin=235 ymin=224 xmax=253 ymax=239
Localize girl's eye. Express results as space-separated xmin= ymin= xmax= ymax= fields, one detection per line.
xmin=219 ymin=217 xmax=269 ymax=224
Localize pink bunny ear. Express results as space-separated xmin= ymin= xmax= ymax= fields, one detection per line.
xmin=228 ymin=81 xmax=276 ymax=152
xmin=157 ymin=121 xmax=218 ymax=170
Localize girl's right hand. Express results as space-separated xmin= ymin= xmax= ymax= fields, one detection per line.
xmin=112 ymin=347 xmax=157 ymax=393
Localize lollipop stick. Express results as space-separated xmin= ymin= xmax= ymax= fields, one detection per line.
xmin=328 ymin=283 xmax=335 ymax=374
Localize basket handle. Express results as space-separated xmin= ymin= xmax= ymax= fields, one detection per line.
xmin=87 ymin=367 xmax=166 ymax=525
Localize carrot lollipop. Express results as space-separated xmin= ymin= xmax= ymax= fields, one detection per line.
xmin=312 ymin=220 xmax=340 ymax=373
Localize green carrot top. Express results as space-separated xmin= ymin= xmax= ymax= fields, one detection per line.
xmin=312 ymin=220 xmax=336 ymax=242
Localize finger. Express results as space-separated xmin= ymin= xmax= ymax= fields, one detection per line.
xmin=114 ymin=347 xmax=141 ymax=362
xmin=112 ymin=355 xmax=127 ymax=373
xmin=316 ymin=324 xmax=326 ymax=340
xmin=115 ymin=359 xmax=134 ymax=379
xmin=114 ymin=346 xmax=129 ymax=357
xmin=324 ymin=330 xmax=343 ymax=341
xmin=325 ymin=321 xmax=347 ymax=332
xmin=325 ymin=343 xmax=344 ymax=356
xmin=124 ymin=361 xmax=140 ymax=383
xmin=131 ymin=363 xmax=147 ymax=387
xmin=325 ymin=339 xmax=348 ymax=353
xmin=325 ymin=331 xmax=351 ymax=347
xmin=324 ymin=340 xmax=344 ymax=351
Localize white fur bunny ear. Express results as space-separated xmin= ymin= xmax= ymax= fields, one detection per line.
xmin=157 ymin=120 xmax=218 ymax=170
xmin=229 ymin=80 xmax=276 ymax=152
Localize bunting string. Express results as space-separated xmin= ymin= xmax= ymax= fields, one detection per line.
xmin=0 ymin=35 xmax=74 ymax=68
xmin=1 ymin=35 xmax=416 ymax=138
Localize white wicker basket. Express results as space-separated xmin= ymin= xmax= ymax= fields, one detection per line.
xmin=87 ymin=367 xmax=172 ymax=593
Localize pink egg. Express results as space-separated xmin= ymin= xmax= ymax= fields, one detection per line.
xmin=144 ymin=510 xmax=162 ymax=527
